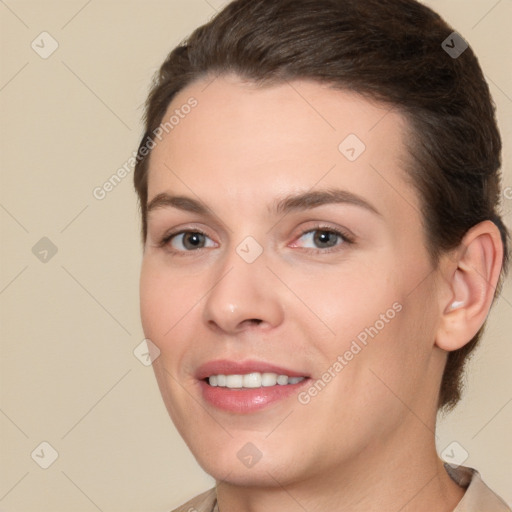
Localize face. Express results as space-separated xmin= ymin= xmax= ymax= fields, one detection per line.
xmin=139 ymin=75 xmax=446 ymax=488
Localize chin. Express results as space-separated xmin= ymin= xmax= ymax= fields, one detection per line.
xmin=191 ymin=441 xmax=301 ymax=487
xmin=201 ymin=461 xmax=295 ymax=488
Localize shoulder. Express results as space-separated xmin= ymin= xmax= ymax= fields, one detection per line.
xmin=448 ymin=465 xmax=511 ymax=512
xmin=169 ymin=487 xmax=217 ymax=512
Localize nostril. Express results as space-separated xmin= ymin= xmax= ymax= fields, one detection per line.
xmin=239 ymin=318 xmax=263 ymax=328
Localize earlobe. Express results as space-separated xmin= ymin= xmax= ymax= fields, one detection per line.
xmin=436 ymin=221 xmax=504 ymax=352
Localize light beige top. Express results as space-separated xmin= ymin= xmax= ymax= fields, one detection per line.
xmin=170 ymin=465 xmax=511 ymax=512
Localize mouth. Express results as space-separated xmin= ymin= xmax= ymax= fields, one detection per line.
xmin=196 ymin=360 xmax=311 ymax=413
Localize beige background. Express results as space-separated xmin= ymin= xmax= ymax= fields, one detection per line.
xmin=0 ymin=1 xmax=511 ymax=510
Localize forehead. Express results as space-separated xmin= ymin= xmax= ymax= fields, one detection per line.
xmin=146 ymin=75 xmax=420 ymax=220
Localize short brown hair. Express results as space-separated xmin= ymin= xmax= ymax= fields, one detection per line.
xmin=134 ymin=0 xmax=509 ymax=410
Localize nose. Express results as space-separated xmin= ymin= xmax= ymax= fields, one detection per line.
xmin=202 ymin=246 xmax=285 ymax=335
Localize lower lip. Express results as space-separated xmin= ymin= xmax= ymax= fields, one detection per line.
xmin=199 ymin=379 xmax=310 ymax=413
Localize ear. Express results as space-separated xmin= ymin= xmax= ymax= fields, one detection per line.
xmin=435 ymin=220 xmax=504 ymax=352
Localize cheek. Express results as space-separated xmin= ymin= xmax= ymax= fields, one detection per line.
xmin=139 ymin=258 xmax=180 ymax=341
xmin=139 ymin=257 xmax=208 ymax=361
xmin=139 ymin=262 xmax=162 ymax=336
xmin=300 ymin=266 xmax=399 ymax=345
xmin=307 ymin=261 xmax=433 ymax=389
xmin=348 ymin=286 xmax=440 ymax=408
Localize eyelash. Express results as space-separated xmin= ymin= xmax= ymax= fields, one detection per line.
xmin=157 ymin=224 xmax=355 ymax=255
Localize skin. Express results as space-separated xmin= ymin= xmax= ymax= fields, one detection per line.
xmin=139 ymin=74 xmax=503 ymax=511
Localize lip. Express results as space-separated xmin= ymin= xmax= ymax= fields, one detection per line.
xmin=196 ymin=359 xmax=311 ymax=414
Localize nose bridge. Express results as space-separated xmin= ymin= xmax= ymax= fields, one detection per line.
xmin=201 ymin=238 xmax=284 ymax=332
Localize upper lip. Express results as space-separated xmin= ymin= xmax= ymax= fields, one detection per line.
xmin=196 ymin=359 xmax=310 ymax=380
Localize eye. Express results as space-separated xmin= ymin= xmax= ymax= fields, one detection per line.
xmin=160 ymin=230 xmax=216 ymax=252
xmin=292 ymin=226 xmax=353 ymax=252
xmin=157 ymin=225 xmax=353 ymax=254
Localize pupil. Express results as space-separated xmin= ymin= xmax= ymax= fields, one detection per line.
xmin=315 ymin=230 xmax=336 ymax=248
xmin=184 ymin=232 xmax=204 ymax=249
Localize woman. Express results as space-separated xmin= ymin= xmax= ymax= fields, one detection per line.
xmin=133 ymin=0 xmax=511 ymax=510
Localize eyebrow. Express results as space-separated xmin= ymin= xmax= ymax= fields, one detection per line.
xmin=146 ymin=188 xmax=381 ymax=218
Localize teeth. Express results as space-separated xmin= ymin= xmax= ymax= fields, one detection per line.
xmin=226 ymin=374 xmax=243 ymax=388
xmin=207 ymin=372 xmax=306 ymax=388
xmin=276 ymin=375 xmax=288 ymax=385
xmin=243 ymin=372 xmax=262 ymax=388
xmin=262 ymin=372 xmax=278 ymax=386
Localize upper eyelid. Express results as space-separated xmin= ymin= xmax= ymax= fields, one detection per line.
xmin=160 ymin=224 xmax=214 ymax=241
xmin=291 ymin=226 xmax=354 ymax=246
xmin=162 ymin=222 xmax=347 ymax=238
xmin=147 ymin=210 xmax=231 ymax=237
